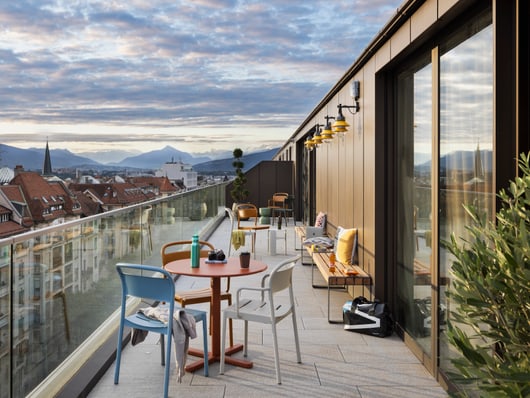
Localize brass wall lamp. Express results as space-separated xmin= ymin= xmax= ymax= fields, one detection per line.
xmin=332 ymin=80 xmax=360 ymax=135
xmin=304 ymin=123 xmax=325 ymax=151
xmin=321 ymin=115 xmax=335 ymax=142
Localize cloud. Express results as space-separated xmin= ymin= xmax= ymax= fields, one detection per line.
xmin=0 ymin=0 xmax=402 ymax=154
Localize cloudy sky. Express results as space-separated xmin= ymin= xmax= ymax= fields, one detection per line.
xmin=0 ymin=0 xmax=402 ymax=162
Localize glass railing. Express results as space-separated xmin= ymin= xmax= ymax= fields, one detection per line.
xmin=0 ymin=182 xmax=228 ymax=398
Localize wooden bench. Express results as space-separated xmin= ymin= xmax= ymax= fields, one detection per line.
xmin=294 ymin=225 xmax=306 ymax=248
xmin=294 ymin=226 xmax=308 ymax=262
xmin=295 ymin=225 xmax=327 ymax=264
xmin=307 ymin=246 xmax=372 ymax=323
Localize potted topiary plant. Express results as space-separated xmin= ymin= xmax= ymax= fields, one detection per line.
xmin=230 ymin=148 xmax=249 ymax=210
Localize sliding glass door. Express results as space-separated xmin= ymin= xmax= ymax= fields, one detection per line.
xmin=438 ymin=19 xmax=494 ymax=374
xmin=394 ymin=11 xmax=493 ymax=377
xmin=396 ymin=55 xmax=434 ymax=356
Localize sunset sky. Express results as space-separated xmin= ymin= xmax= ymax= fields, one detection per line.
xmin=0 ymin=0 xmax=402 ymax=162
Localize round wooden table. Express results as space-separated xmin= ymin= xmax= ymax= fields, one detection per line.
xmin=164 ymin=256 xmax=268 ymax=372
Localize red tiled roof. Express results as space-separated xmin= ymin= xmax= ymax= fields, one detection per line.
xmin=0 ymin=185 xmax=26 ymax=203
xmin=11 ymin=171 xmax=67 ymax=222
xmin=127 ymin=176 xmax=178 ymax=194
xmin=0 ymin=219 xmax=29 ymax=238
xmin=71 ymin=190 xmax=104 ymax=216
xmin=68 ymin=183 xmax=149 ymax=207
xmin=49 ymin=181 xmax=83 ymax=216
xmin=0 ymin=184 xmax=32 ymax=221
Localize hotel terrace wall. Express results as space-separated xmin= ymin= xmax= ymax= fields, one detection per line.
xmin=274 ymin=0 xmax=528 ymax=391
xmin=277 ymin=0 xmax=469 ymax=298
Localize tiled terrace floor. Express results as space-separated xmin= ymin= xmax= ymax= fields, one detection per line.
xmin=88 ymin=216 xmax=448 ymax=397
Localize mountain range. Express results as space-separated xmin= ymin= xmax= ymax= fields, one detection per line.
xmin=0 ymin=144 xmax=279 ymax=173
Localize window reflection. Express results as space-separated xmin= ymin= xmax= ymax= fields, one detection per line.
xmin=396 ymin=15 xmax=493 ymax=371
xmin=396 ymin=57 xmax=433 ymax=353
xmin=438 ymin=23 xmax=493 ymax=372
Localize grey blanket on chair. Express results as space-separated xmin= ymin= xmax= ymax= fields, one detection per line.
xmin=136 ymin=306 xmax=197 ymax=382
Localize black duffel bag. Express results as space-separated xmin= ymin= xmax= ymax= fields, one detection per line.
xmin=342 ymin=296 xmax=393 ymax=337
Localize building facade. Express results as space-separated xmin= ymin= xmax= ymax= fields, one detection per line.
xmin=275 ymin=0 xmax=528 ymax=391
xmin=155 ymin=159 xmax=198 ymax=189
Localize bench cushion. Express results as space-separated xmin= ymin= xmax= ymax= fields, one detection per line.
xmin=334 ymin=227 xmax=358 ymax=265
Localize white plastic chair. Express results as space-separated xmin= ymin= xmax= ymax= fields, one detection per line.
xmin=219 ymin=256 xmax=301 ymax=384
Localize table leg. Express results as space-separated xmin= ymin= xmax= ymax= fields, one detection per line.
xmin=210 ymin=277 xmax=221 ymax=356
xmin=184 ymin=276 xmax=253 ymax=372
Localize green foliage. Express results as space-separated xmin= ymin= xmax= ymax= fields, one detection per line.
xmin=230 ymin=148 xmax=249 ymax=202
xmin=444 ymin=153 xmax=530 ymax=397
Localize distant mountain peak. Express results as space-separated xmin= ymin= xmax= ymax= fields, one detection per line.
xmin=0 ymin=143 xmax=280 ymax=173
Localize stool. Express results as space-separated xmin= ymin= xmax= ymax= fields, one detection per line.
xmin=259 ymin=207 xmax=271 ymax=224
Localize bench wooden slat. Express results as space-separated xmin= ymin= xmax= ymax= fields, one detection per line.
xmin=294 ymin=226 xmax=306 ymax=239
xmin=312 ymin=252 xmax=370 ymax=286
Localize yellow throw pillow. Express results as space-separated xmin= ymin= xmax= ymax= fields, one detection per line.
xmin=335 ymin=227 xmax=357 ymax=264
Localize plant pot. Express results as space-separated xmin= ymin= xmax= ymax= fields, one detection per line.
xmin=239 ymin=252 xmax=251 ymax=268
xmin=189 ymin=202 xmax=207 ymax=221
xmin=233 ymin=202 xmax=249 ymax=220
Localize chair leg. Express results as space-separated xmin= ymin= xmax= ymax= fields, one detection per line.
xmin=199 ymin=312 xmax=209 ymax=377
xmin=159 ymin=334 xmax=165 ymax=366
xmin=227 ymin=297 xmax=234 ymax=347
xmin=114 ymin=321 xmax=125 ymax=384
xmin=163 ymin=330 xmax=172 ymax=398
xmin=292 ymin=313 xmax=302 ymax=364
xmin=271 ymin=322 xmax=281 ymax=384
xmin=243 ymin=320 xmax=248 ymax=357
xmin=220 ymin=313 xmax=227 ymax=374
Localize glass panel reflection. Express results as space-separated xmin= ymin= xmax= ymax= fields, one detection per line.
xmin=0 ymin=183 xmax=227 ymax=397
xmin=396 ymin=54 xmax=433 ymax=354
xmin=438 ymin=23 xmax=493 ymax=373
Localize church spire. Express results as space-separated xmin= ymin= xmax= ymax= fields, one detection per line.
xmin=43 ymin=139 xmax=53 ymax=176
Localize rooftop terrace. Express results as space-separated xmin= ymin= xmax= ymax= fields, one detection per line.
xmin=88 ymin=216 xmax=448 ymax=398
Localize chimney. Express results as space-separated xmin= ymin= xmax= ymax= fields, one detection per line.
xmin=14 ymin=165 xmax=24 ymax=176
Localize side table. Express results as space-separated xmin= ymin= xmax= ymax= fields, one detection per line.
xmin=268 ymin=228 xmax=287 ymax=255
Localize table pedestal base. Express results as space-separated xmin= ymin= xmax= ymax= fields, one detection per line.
xmin=185 ymin=344 xmax=253 ymax=372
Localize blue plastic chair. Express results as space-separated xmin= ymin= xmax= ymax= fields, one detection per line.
xmin=114 ymin=263 xmax=209 ymax=398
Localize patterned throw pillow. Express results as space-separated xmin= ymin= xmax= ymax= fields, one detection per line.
xmin=334 ymin=227 xmax=358 ymax=264
xmin=314 ymin=212 xmax=327 ymax=228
